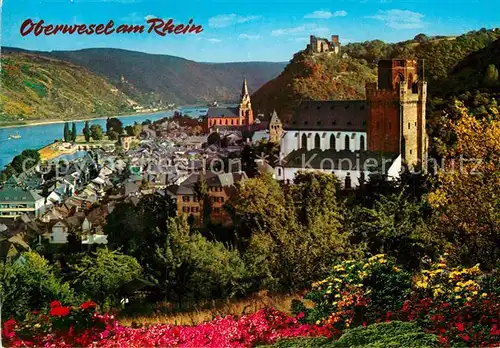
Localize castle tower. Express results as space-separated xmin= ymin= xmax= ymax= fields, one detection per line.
xmin=239 ymin=77 xmax=254 ymax=126
xmin=268 ymin=110 xmax=283 ymax=143
xmin=366 ymin=59 xmax=428 ymax=169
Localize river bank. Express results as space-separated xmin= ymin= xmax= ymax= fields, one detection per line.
xmin=0 ymin=110 xmax=171 ymax=129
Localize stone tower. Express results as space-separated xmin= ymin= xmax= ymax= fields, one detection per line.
xmin=239 ymin=78 xmax=254 ymax=126
xmin=366 ymin=59 xmax=428 ymax=169
xmin=268 ymin=110 xmax=283 ymax=143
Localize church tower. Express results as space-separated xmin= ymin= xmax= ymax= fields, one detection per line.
xmin=268 ymin=110 xmax=283 ymax=143
xmin=239 ymin=78 xmax=254 ymax=126
xmin=366 ymin=59 xmax=428 ymax=169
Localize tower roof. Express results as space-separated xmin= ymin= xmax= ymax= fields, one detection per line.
xmin=269 ymin=110 xmax=281 ymax=125
xmin=241 ymin=77 xmax=249 ymax=97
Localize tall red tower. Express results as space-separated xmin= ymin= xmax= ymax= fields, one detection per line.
xmin=366 ymin=59 xmax=428 ymax=168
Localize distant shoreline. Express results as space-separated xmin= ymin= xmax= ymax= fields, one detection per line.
xmin=0 ymin=110 xmax=172 ymax=129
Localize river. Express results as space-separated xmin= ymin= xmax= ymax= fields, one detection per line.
xmin=0 ymin=106 xmax=208 ymax=169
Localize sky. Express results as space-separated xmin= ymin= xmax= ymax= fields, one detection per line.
xmin=1 ymin=0 xmax=499 ymax=62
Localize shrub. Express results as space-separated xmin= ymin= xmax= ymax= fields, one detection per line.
xmin=0 ymin=252 xmax=75 ymax=319
xmin=398 ymin=257 xmax=500 ymax=346
xmin=304 ymin=255 xmax=411 ymax=333
xmin=261 ymin=336 xmax=334 ymax=347
xmin=333 ymin=321 xmax=439 ymax=347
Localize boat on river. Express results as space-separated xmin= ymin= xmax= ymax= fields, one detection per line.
xmin=8 ymin=134 xmax=21 ymax=140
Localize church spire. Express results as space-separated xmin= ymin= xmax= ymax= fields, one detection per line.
xmin=241 ymin=77 xmax=249 ymax=98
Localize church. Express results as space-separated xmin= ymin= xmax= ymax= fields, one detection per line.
xmin=205 ymin=78 xmax=254 ymax=132
xmin=275 ymin=59 xmax=428 ymax=188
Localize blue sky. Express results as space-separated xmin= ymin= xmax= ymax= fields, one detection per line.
xmin=2 ymin=0 xmax=499 ymax=62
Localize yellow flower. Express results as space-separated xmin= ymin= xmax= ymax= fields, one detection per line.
xmin=455 ymin=295 xmax=461 ymax=299
xmin=472 ymin=291 xmax=478 ymax=295
xmin=379 ymin=259 xmax=387 ymax=264
xmin=334 ymin=278 xmax=342 ymax=283
xmin=466 ymin=297 xmax=472 ymax=302
xmin=34 ymin=323 xmax=41 ymax=328
xmin=316 ymin=320 xmax=321 ymax=325
xmin=393 ymin=266 xmax=400 ymax=272
xmin=335 ymin=294 xmax=341 ymax=298
xmin=481 ymin=293 xmax=488 ymax=298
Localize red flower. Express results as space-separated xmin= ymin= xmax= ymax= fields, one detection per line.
xmin=460 ymin=334 xmax=470 ymax=342
xmin=296 ymin=312 xmax=304 ymax=319
xmin=81 ymin=301 xmax=97 ymax=310
xmin=2 ymin=319 xmax=17 ymax=339
xmin=50 ymin=300 xmax=62 ymax=308
xmin=50 ymin=306 xmax=71 ymax=317
xmin=456 ymin=322 xmax=465 ymax=332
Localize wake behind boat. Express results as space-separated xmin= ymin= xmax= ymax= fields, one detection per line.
xmin=8 ymin=134 xmax=22 ymax=140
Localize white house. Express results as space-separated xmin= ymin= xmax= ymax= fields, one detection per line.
xmin=0 ymin=180 xmax=46 ymax=219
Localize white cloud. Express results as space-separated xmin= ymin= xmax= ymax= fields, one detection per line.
xmin=121 ymin=12 xmax=143 ymax=23
xmin=206 ymin=38 xmax=222 ymax=43
xmin=272 ymin=24 xmax=329 ymax=37
xmin=238 ymin=33 xmax=261 ymax=40
xmin=304 ymin=10 xmax=348 ymax=19
xmin=208 ymin=14 xmax=260 ymax=28
xmin=367 ymin=9 xmax=425 ymax=29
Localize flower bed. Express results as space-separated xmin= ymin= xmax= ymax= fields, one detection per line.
xmin=3 ymin=305 xmax=329 ymax=347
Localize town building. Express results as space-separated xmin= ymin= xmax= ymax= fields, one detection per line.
xmin=307 ymin=35 xmax=341 ymax=54
xmin=205 ymin=78 xmax=254 ymax=132
xmin=275 ymin=59 xmax=428 ymax=187
xmin=0 ymin=177 xmax=45 ymax=219
xmin=170 ymin=171 xmax=247 ymax=226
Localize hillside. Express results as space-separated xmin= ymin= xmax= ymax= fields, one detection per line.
xmin=0 ymin=53 xmax=134 ymax=124
xmin=442 ymin=38 xmax=500 ymax=94
xmin=251 ymin=28 xmax=500 ymax=120
xmin=342 ymin=28 xmax=500 ymax=94
xmin=251 ymin=51 xmax=376 ymax=122
xmin=2 ymin=48 xmax=286 ymax=107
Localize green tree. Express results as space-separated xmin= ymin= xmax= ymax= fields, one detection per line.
xmin=83 ymin=121 xmax=91 ymax=142
xmin=106 ymin=117 xmax=124 ymax=136
xmin=207 ymin=132 xmax=221 ymax=147
xmin=193 ymin=175 xmax=211 ymax=226
xmin=63 ymin=122 xmax=70 ymax=142
xmin=484 ymin=64 xmax=499 ymax=86
xmin=90 ymin=124 xmax=104 ymax=141
xmin=0 ymin=252 xmax=75 ymax=319
xmin=347 ymin=192 xmax=441 ymax=269
xmin=71 ymin=123 xmax=77 ymax=142
xmin=71 ymin=248 xmax=142 ymax=308
xmin=153 ymin=216 xmax=249 ymax=303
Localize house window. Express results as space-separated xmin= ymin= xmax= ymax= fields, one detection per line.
xmin=278 ymin=168 xmax=282 ymax=176
xmin=301 ymin=134 xmax=307 ymax=149
xmin=330 ymin=134 xmax=336 ymax=150
xmin=344 ymin=135 xmax=350 ymax=150
xmin=182 ymin=196 xmax=190 ymax=202
xmin=360 ymin=135 xmax=365 ymax=151
xmin=408 ymin=122 xmax=411 ymax=129
xmin=314 ymin=134 xmax=320 ymax=149
xmin=183 ymin=207 xmax=190 ymax=213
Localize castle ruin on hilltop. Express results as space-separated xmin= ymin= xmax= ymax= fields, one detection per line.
xmin=307 ymin=35 xmax=341 ymax=54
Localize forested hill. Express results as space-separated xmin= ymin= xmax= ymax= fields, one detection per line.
xmin=342 ymin=28 xmax=500 ymax=94
xmin=442 ymin=38 xmax=500 ymax=94
xmin=0 ymin=53 xmax=134 ymax=124
xmin=1 ymin=47 xmax=286 ymax=106
xmin=251 ymin=51 xmax=376 ymax=122
xmin=252 ymin=28 xmax=500 ymax=120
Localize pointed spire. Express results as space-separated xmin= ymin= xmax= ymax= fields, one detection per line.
xmin=241 ymin=77 xmax=249 ymax=97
